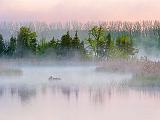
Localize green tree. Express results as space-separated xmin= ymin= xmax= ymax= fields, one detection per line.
xmin=157 ymin=28 xmax=160 ymax=49
xmin=0 ymin=34 xmax=5 ymax=56
xmin=116 ymin=34 xmax=136 ymax=57
xmin=37 ymin=38 xmax=49 ymax=55
xmin=87 ymin=26 xmax=105 ymax=58
xmin=72 ymin=31 xmax=80 ymax=49
xmin=106 ymin=33 xmax=112 ymax=49
xmin=16 ymin=27 xmax=37 ymax=57
xmin=49 ymin=36 xmax=56 ymax=48
xmin=87 ymin=26 xmax=113 ymax=59
xmin=7 ymin=36 xmax=16 ymax=56
xmin=60 ymin=31 xmax=72 ymax=56
xmin=104 ymin=33 xmax=114 ymax=59
xmin=29 ymin=32 xmax=37 ymax=54
xmin=61 ymin=31 xmax=72 ymax=48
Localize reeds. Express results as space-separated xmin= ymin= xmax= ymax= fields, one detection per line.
xmin=97 ymin=57 xmax=160 ymax=76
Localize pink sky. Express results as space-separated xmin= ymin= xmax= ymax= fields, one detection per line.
xmin=0 ymin=0 xmax=160 ymax=23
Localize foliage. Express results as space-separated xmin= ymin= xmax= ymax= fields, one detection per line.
xmin=37 ymin=38 xmax=49 ymax=55
xmin=0 ymin=34 xmax=5 ymax=56
xmin=0 ymin=25 xmax=138 ymax=60
xmin=6 ymin=36 xmax=16 ymax=56
xmin=115 ymin=34 xmax=137 ymax=58
xmin=87 ymin=26 xmax=114 ymax=59
xmin=16 ymin=27 xmax=37 ymax=57
xmin=87 ymin=26 xmax=136 ymax=59
xmin=49 ymin=37 xmax=56 ymax=48
xmin=72 ymin=31 xmax=80 ymax=49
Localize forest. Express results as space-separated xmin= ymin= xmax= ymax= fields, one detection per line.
xmin=0 ymin=25 xmax=137 ymax=60
xmin=0 ymin=21 xmax=160 ymax=60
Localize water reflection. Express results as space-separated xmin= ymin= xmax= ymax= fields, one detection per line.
xmin=17 ymin=87 xmax=37 ymax=103
xmin=88 ymin=88 xmax=105 ymax=104
xmin=1 ymin=66 xmax=160 ymax=120
xmin=0 ymin=87 xmax=4 ymax=97
xmin=0 ymin=86 xmax=37 ymax=103
xmin=0 ymin=84 xmax=160 ymax=104
xmin=132 ymin=87 xmax=160 ymax=99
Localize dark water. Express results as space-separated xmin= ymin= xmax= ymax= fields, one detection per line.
xmin=0 ymin=66 xmax=159 ymax=120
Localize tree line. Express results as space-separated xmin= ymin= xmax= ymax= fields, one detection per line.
xmin=0 ymin=26 xmax=137 ymax=60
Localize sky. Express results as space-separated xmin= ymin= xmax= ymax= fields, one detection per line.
xmin=0 ymin=0 xmax=160 ymax=23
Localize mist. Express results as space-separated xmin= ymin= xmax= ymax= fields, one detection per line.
xmin=1 ymin=0 xmax=160 ymax=119
xmin=0 ymin=21 xmax=160 ymax=120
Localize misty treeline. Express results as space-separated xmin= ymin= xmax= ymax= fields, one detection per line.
xmin=1 ymin=20 xmax=160 ymax=59
xmin=0 ymin=24 xmax=137 ymax=60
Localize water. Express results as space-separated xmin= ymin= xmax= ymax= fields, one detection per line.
xmin=0 ymin=66 xmax=160 ymax=120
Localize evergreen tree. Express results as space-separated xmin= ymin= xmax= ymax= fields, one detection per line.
xmin=29 ymin=32 xmax=37 ymax=54
xmin=0 ymin=34 xmax=5 ymax=56
xmin=105 ymin=33 xmax=114 ymax=58
xmin=79 ymin=41 xmax=87 ymax=58
xmin=72 ymin=31 xmax=80 ymax=49
xmin=106 ymin=33 xmax=112 ymax=49
xmin=116 ymin=34 xmax=136 ymax=57
xmin=37 ymin=38 xmax=49 ymax=55
xmin=49 ymin=36 xmax=56 ymax=48
xmin=60 ymin=31 xmax=72 ymax=56
xmin=61 ymin=31 xmax=72 ymax=48
xmin=157 ymin=28 xmax=160 ymax=49
xmin=7 ymin=36 xmax=16 ymax=56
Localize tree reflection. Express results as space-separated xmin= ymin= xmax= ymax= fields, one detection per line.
xmin=0 ymin=84 xmax=160 ymax=105
xmin=0 ymin=85 xmax=37 ymax=103
xmin=17 ymin=87 xmax=37 ymax=103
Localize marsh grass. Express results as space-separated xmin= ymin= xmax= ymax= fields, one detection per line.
xmin=129 ymin=75 xmax=160 ymax=87
xmin=97 ymin=58 xmax=160 ymax=74
xmin=96 ymin=58 xmax=160 ymax=86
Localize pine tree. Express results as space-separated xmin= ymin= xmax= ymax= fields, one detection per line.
xmin=61 ymin=31 xmax=72 ymax=48
xmin=116 ymin=34 xmax=136 ymax=57
xmin=0 ymin=34 xmax=5 ymax=56
xmin=105 ymin=33 xmax=113 ymax=58
xmin=49 ymin=36 xmax=56 ymax=48
xmin=29 ymin=32 xmax=37 ymax=54
xmin=106 ymin=33 xmax=112 ymax=49
xmin=7 ymin=36 xmax=16 ymax=56
xmin=60 ymin=31 xmax=72 ymax=56
xmin=72 ymin=31 xmax=80 ymax=49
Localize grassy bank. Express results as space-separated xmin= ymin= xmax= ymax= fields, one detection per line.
xmin=96 ymin=58 xmax=160 ymax=86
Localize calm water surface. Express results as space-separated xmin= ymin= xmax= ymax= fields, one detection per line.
xmin=0 ymin=66 xmax=159 ymax=120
